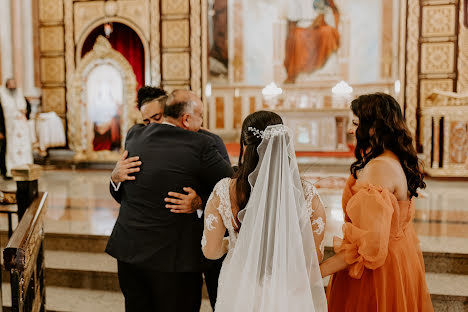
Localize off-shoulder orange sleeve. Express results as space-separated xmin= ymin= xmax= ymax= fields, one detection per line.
xmin=334 ymin=185 xmax=395 ymax=279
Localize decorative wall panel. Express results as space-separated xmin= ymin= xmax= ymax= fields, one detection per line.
xmin=402 ymin=0 xmax=461 ymax=148
xmin=162 ymin=53 xmax=190 ymax=81
xmin=162 ymin=20 xmax=190 ymax=48
xmin=73 ymin=2 xmax=104 ymax=42
xmin=41 ymin=87 xmax=66 ymax=114
xmin=36 ymin=0 xmax=206 ymax=151
xmin=39 ymin=0 xmax=64 ymax=22
xmin=39 ymin=26 xmax=64 ymax=53
xmin=161 ymin=0 xmax=189 ymax=15
xmin=40 ymin=57 xmax=65 ymax=83
xmin=421 ymin=42 xmax=455 ymax=74
xmin=422 ymin=5 xmax=457 ymax=37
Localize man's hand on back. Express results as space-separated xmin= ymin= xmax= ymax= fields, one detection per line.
xmin=111 ymin=150 xmax=142 ymax=184
xmin=165 ymin=187 xmax=202 ymax=214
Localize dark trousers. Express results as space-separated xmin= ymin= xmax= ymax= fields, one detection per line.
xmin=0 ymin=139 xmax=6 ymax=176
xmin=117 ymin=261 xmax=203 ymax=312
xmin=203 ymin=257 xmax=224 ymax=309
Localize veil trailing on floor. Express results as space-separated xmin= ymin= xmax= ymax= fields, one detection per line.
xmin=216 ymin=124 xmax=327 ymax=312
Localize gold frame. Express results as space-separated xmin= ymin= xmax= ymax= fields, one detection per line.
xmin=68 ymin=36 xmax=138 ymax=162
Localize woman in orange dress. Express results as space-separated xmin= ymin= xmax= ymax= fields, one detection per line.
xmin=320 ymin=93 xmax=434 ymax=311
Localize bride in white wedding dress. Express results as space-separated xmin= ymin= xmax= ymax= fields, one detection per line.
xmin=202 ymin=111 xmax=328 ymax=312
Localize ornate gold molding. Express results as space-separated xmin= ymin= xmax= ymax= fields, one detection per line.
xmin=150 ymin=0 xmax=161 ymax=86
xmin=68 ymin=36 xmax=137 ymax=161
xmin=190 ymin=0 xmax=202 ymax=96
xmin=458 ymin=0 xmax=468 ymax=92
xmin=404 ymin=0 xmax=420 ymax=138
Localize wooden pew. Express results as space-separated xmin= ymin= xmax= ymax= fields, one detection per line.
xmin=3 ymin=192 xmax=47 ymax=312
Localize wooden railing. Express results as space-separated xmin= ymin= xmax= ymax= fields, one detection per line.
xmin=3 ymin=192 xmax=48 ymax=312
xmin=421 ymin=91 xmax=468 ymax=177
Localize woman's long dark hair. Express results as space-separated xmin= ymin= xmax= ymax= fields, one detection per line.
xmin=350 ymin=93 xmax=425 ymax=198
xmin=235 ymin=111 xmax=283 ymax=212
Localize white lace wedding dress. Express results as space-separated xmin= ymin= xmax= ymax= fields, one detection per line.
xmin=201 ymin=125 xmax=327 ymax=312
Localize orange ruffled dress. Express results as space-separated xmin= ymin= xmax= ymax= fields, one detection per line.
xmin=326 ymin=176 xmax=434 ymax=312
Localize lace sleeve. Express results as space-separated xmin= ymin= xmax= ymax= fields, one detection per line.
xmin=302 ymin=181 xmax=327 ymax=262
xmin=202 ymin=185 xmax=228 ymax=260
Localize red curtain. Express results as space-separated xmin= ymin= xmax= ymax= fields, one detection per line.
xmin=82 ymin=23 xmax=145 ymax=88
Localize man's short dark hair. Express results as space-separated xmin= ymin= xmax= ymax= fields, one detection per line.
xmin=137 ymin=86 xmax=167 ymax=110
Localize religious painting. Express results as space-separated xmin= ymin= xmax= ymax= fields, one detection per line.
xmin=69 ymin=36 xmax=138 ymax=161
xmin=208 ymin=0 xmax=228 ymax=81
xmin=206 ymin=0 xmax=393 ymax=86
xmin=85 ymin=64 xmax=123 ymax=152
xmin=284 ymin=0 xmax=340 ymax=83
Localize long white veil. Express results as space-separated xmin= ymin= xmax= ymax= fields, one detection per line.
xmin=216 ymin=124 xmax=327 ymax=312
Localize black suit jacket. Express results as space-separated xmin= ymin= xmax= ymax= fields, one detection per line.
xmin=198 ymin=129 xmax=230 ymax=164
xmin=105 ymin=123 xmax=233 ymax=272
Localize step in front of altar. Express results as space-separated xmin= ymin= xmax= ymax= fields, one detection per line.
xmin=0 ymin=230 xmax=465 ymax=311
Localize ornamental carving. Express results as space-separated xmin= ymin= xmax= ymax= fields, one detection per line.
xmin=40 ymin=57 xmax=65 ymax=83
xmin=68 ymin=36 xmax=138 ymax=161
xmin=449 ymin=121 xmax=468 ymax=164
xmin=458 ymin=0 xmax=468 ymax=92
xmin=421 ymin=42 xmax=455 ymax=74
xmin=161 ymin=0 xmax=189 ymax=15
xmin=42 ymin=88 xmax=66 ymax=114
xmin=40 ymin=26 xmax=64 ymax=53
xmin=422 ymin=5 xmax=457 ymax=37
xmin=39 ymin=0 xmax=63 ymax=22
xmin=162 ymin=53 xmax=191 ymax=81
xmin=162 ymin=20 xmax=190 ymax=48
xmin=404 ymin=0 xmax=420 ymax=138
xmin=190 ymin=0 xmax=202 ymax=94
xmin=74 ymin=0 xmax=150 ymax=43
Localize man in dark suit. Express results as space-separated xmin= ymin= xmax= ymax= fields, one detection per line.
xmin=106 ymin=90 xmax=233 ymax=311
xmin=110 ymin=88 xmax=230 ymax=310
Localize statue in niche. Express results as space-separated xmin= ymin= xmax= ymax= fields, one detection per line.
xmin=284 ymin=0 xmax=340 ymax=83
xmin=208 ymin=0 xmax=228 ymax=78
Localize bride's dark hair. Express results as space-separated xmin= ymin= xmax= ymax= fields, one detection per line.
xmin=235 ymin=111 xmax=283 ymax=212
xmin=350 ymin=93 xmax=425 ymax=198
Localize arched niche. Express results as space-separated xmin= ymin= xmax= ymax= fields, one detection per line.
xmin=75 ymin=18 xmax=150 ymax=85
xmin=69 ymin=36 xmax=139 ymax=161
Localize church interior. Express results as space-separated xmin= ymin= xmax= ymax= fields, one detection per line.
xmin=0 ymin=0 xmax=467 ymax=311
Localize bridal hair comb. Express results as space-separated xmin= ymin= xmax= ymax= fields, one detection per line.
xmin=248 ymin=125 xmax=288 ymax=140
xmin=248 ymin=127 xmax=264 ymax=139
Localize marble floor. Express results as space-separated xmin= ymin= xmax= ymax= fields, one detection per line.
xmin=0 ymin=167 xmax=467 ymax=311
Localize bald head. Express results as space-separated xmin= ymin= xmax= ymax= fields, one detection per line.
xmin=164 ymin=90 xmax=204 ymax=131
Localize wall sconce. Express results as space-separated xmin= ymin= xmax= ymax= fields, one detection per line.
xmin=394 ymin=80 xmax=401 ymax=94
xmin=262 ymin=82 xmax=283 ymax=100
xmin=205 ymin=83 xmax=212 ymax=97
xmin=331 ymin=81 xmax=353 ymax=95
